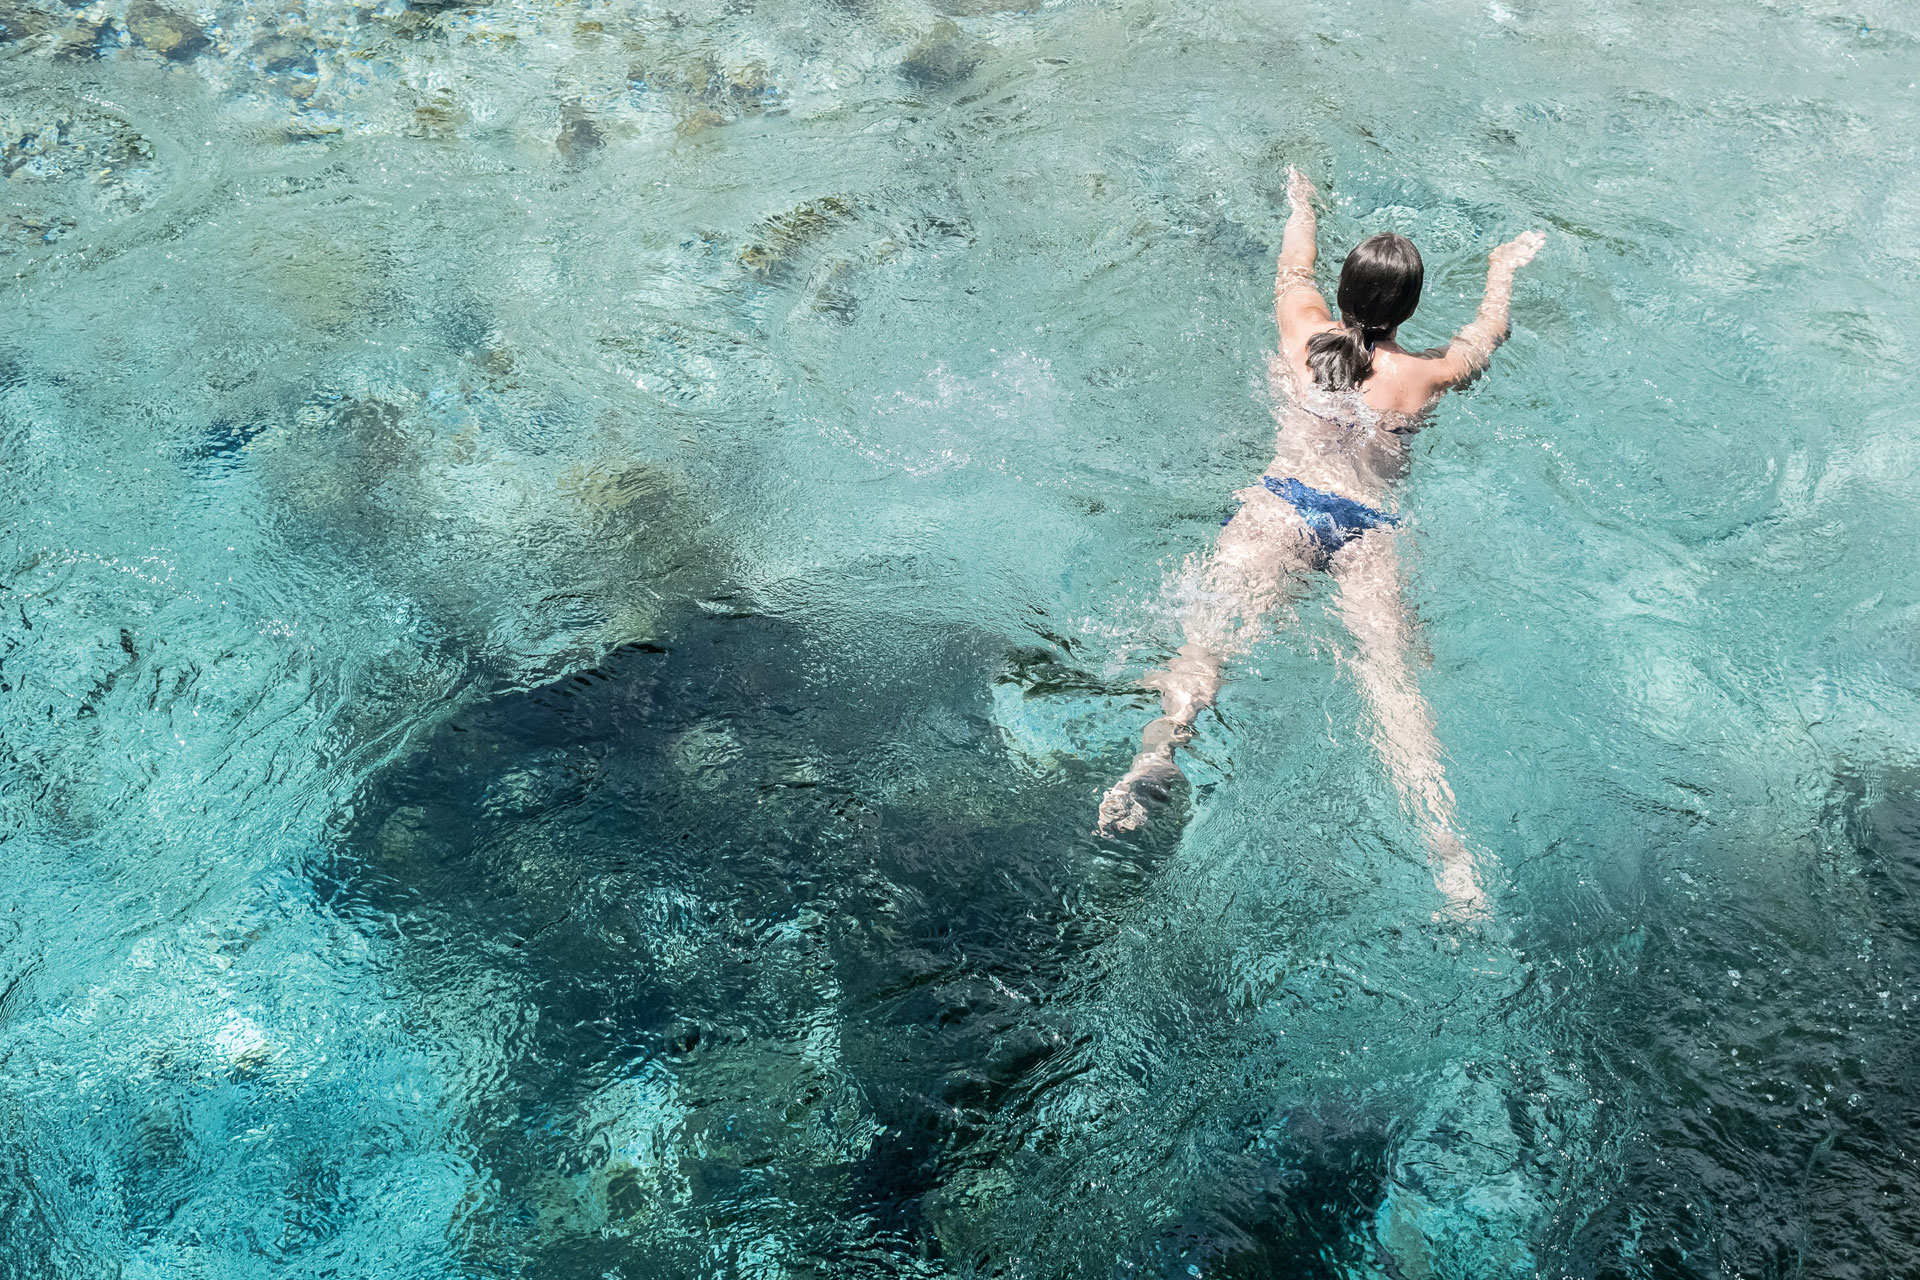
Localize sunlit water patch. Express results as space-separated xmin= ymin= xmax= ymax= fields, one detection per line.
xmin=4 ymin=0 xmax=1920 ymax=1275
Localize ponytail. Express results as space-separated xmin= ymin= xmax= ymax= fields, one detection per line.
xmin=1306 ymin=319 xmax=1377 ymax=391
xmin=1307 ymin=232 xmax=1425 ymax=392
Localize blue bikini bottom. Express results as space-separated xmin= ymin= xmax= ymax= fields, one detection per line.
xmin=1261 ymin=475 xmax=1399 ymax=554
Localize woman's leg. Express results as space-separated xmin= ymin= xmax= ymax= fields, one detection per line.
xmin=1328 ymin=531 xmax=1485 ymax=914
xmin=1094 ymin=643 xmax=1221 ymax=835
xmin=1096 ymin=509 xmax=1306 ymax=836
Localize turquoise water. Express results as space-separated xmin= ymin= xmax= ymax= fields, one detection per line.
xmin=4 ymin=0 xmax=1920 ymax=1273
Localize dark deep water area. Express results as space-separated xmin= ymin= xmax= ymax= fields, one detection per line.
xmin=314 ymin=604 xmax=1466 ymax=1277
xmin=307 ymin=611 xmax=1920 ymax=1279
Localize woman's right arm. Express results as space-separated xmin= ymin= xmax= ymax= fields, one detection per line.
xmin=1424 ymin=229 xmax=1545 ymax=392
xmin=1275 ymin=167 xmax=1333 ymax=348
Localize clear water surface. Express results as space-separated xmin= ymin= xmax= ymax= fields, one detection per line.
xmin=4 ymin=0 xmax=1919 ymax=1274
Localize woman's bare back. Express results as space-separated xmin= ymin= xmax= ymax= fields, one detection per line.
xmin=1263 ymin=360 xmax=1421 ymax=509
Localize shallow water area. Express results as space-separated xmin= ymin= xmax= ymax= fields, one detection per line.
xmin=4 ymin=0 xmax=1920 ymax=1275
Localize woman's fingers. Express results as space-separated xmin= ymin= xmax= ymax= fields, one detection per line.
xmin=1285 ymin=166 xmax=1317 ymax=209
xmin=1490 ymin=229 xmax=1546 ymax=269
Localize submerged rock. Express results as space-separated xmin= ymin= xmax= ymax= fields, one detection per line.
xmin=673 ymin=107 xmax=725 ymax=137
xmin=52 ymin=14 xmax=113 ymax=60
xmin=0 ymin=212 xmax=77 ymax=255
xmin=629 ymin=52 xmax=780 ymax=135
xmin=901 ymin=20 xmax=979 ymax=88
xmin=0 ymin=0 xmax=57 ymax=47
xmin=124 ymin=0 xmax=208 ymax=60
xmin=0 ymin=99 xmax=165 ymax=242
xmin=737 ymin=194 xmax=858 ymax=279
xmin=407 ymin=88 xmax=465 ymax=140
xmin=555 ymin=108 xmax=603 ymax=164
xmin=252 ymin=36 xmax=320 ymax=100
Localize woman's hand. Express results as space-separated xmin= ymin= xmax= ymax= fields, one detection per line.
xmin=1439 ymin=231 xmax=1545 ymax=388
xmin=1286 ymin=166 xmax=1318 ymax=213
xmin=1489 ymin=229 xmax=1546 ymax=272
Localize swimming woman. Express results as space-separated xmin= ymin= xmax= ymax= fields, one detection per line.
xmin=1096 ymin=167 xmax=1544 ymax=912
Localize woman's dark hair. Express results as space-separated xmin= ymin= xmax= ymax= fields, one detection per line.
xmin=1305 ymin=233 xmax=1424 ymax=391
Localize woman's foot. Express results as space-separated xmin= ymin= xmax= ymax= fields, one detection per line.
xmin=1096 ymin=748 xmax=1186 ymax=836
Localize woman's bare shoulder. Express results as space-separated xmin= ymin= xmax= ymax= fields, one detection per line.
xmin=1282 ymin=316 xmax=1343 ymax=353
xmin=1374 ymin=346 xmax=1470 ymax=411
xmin=1378 ymin=345 xmax=1456 ymax=375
